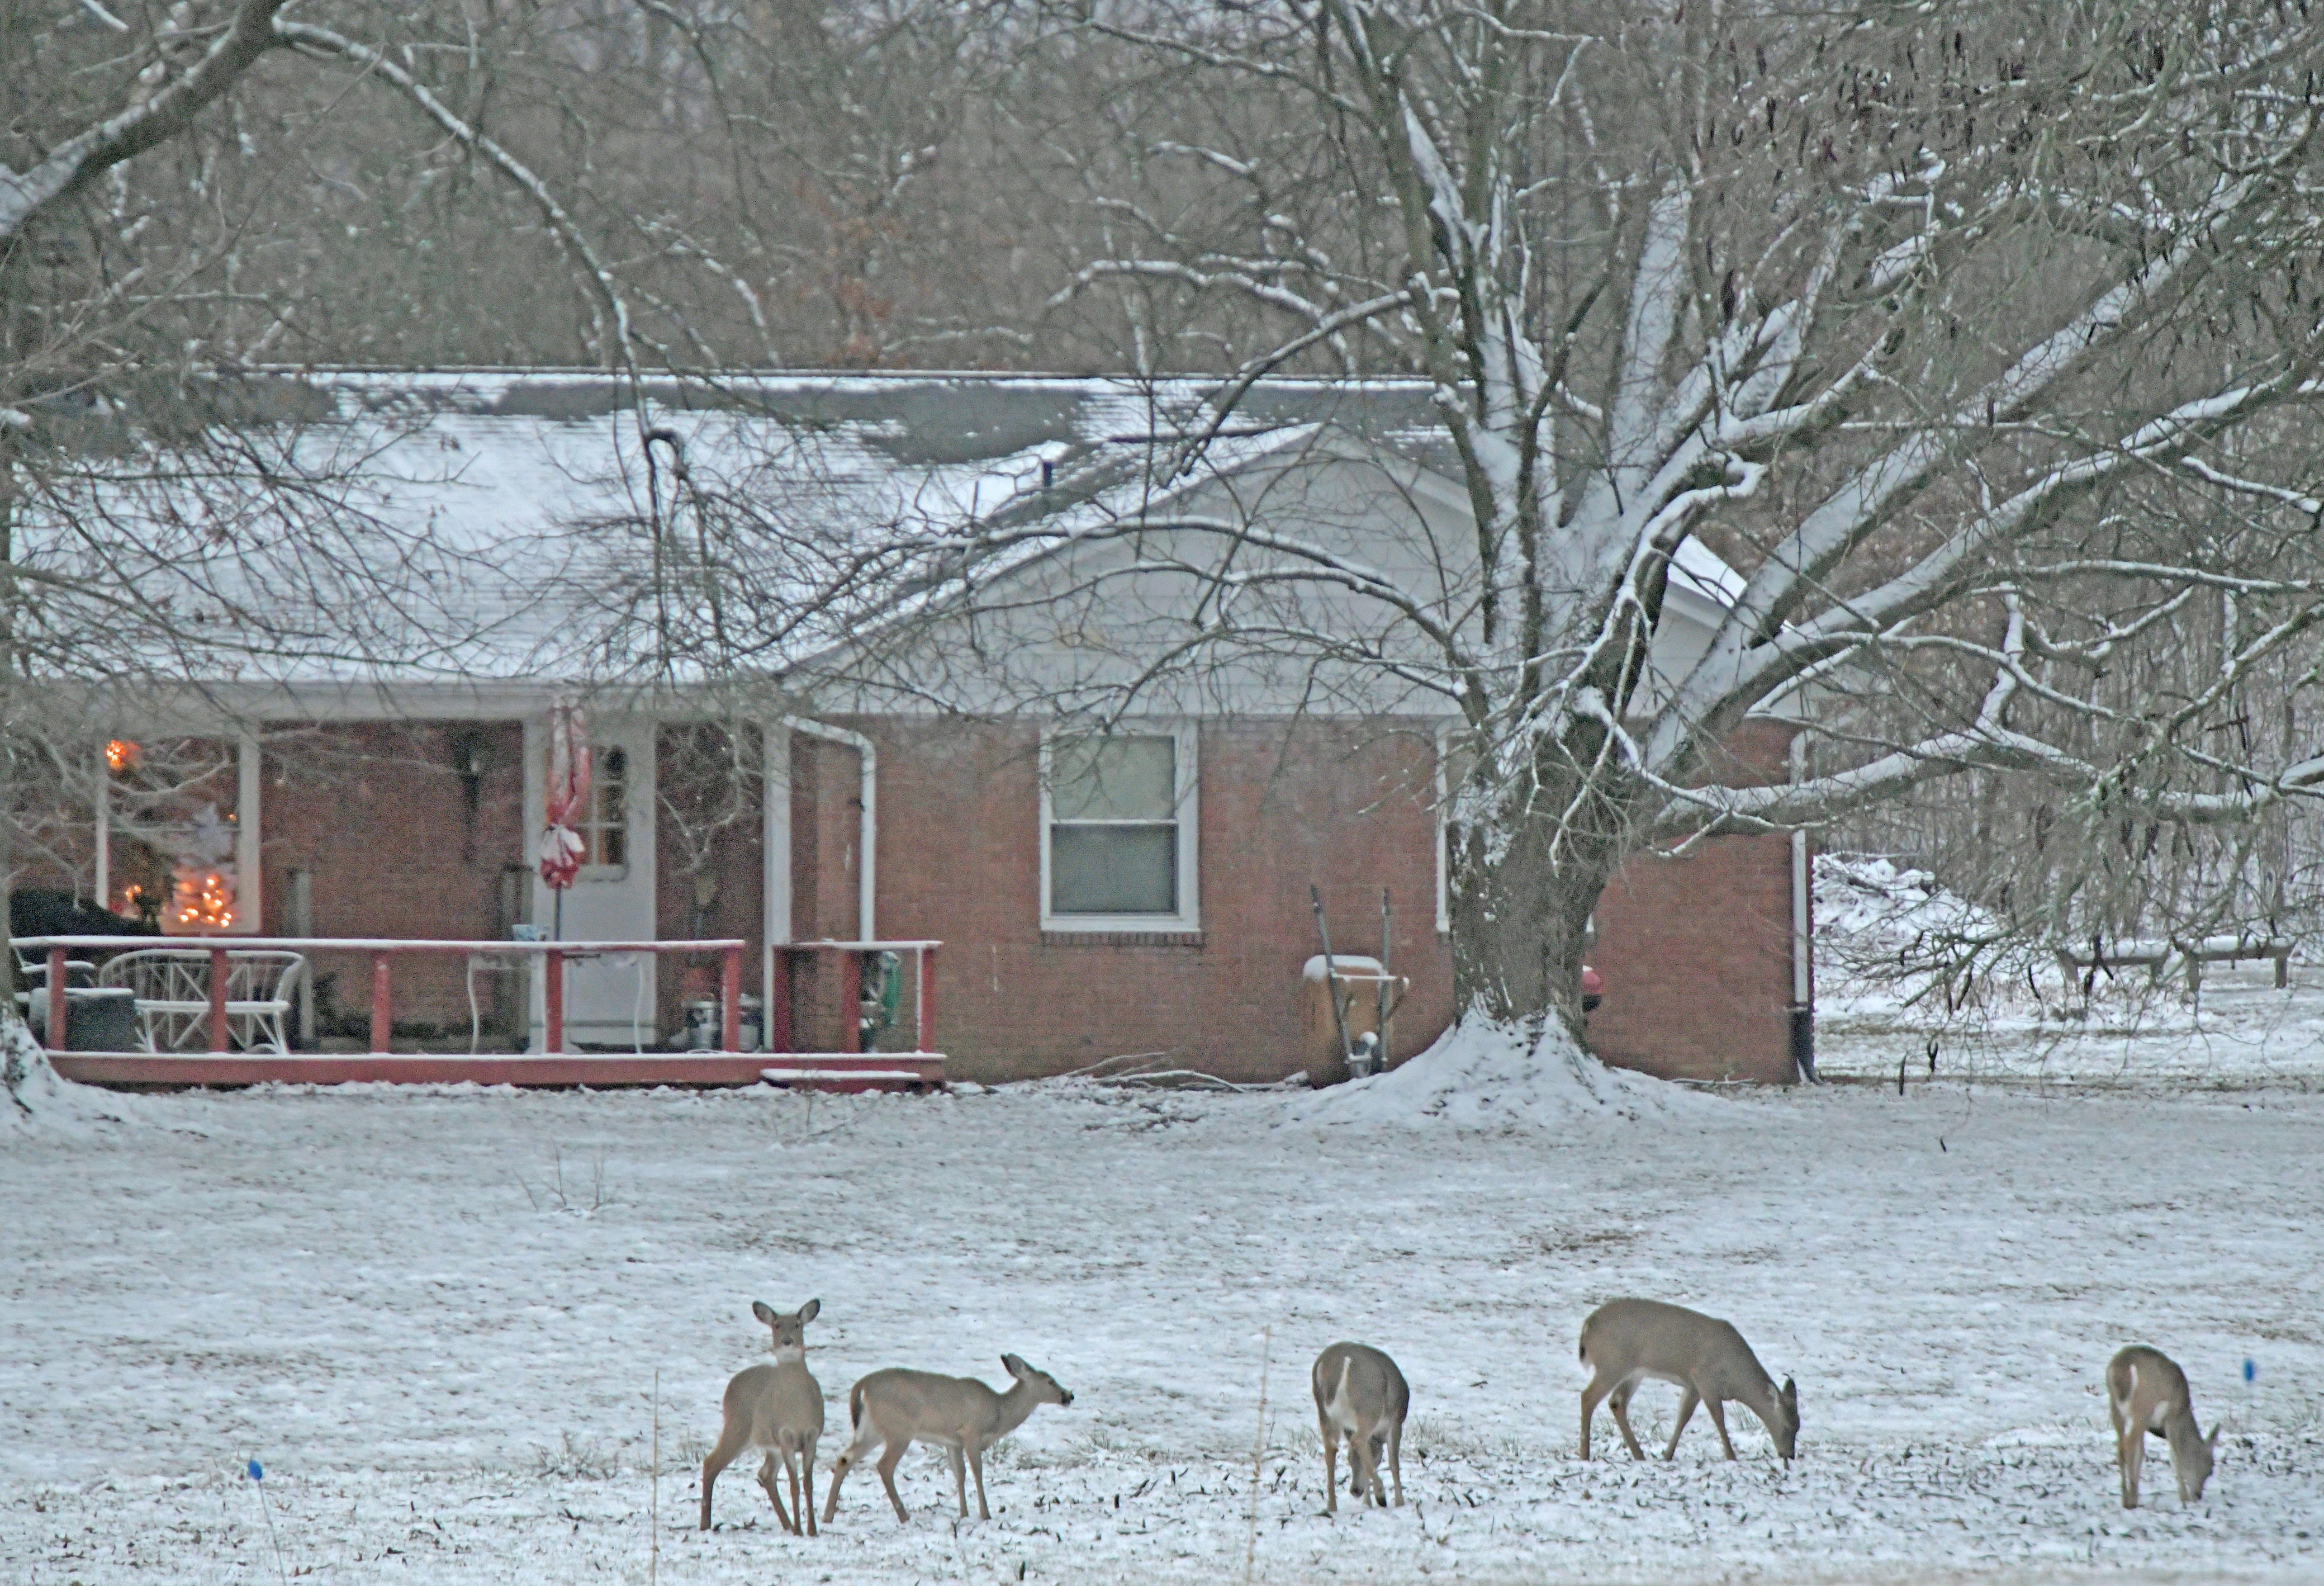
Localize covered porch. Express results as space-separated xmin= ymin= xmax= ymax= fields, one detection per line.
xmin=12 ymin=698 xmax=940 ymax=1088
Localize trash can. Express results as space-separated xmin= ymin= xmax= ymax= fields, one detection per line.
xmin=681 ymin=998 xmax=720 ymax=1052
xmin=1301 ymin=955 xmax=1406 ymax=1084
xmin=20 ymin=987 xmax=140 ymax=1052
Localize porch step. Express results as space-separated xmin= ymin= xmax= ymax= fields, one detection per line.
xmin=758 ymin=1053 xmax=947 ymax=1093
xmin=48 ymin=1052 xmax=942 ymax=1091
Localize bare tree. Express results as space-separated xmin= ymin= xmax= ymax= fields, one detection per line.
xmin=636 ymin=1 xmax=2324 ymax=1058
xmin=0 ymin=1 xmax=644 ymax=1066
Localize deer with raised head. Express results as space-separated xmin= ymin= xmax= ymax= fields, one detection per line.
xmin=1578 ymin=1298 xmax=1799 ymax=1462
xmin=819 ymin=1354 xmax=1073 ymax=1525
xmin=700 ymin=1299 xmax=825 ymax=1535
xmin=1312 ymin=1342 xmax=1407 ymax=1514
xmin=2107 ymin=1345 xmax=2217 ymax=1509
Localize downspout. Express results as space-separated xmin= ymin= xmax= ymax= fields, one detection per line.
xmin=784 ymin=717 xmax=876 ymax=941
xmin=1787 ymin=730 xmax=1816 ymax=1082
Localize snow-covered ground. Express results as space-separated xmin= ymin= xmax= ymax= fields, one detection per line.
xmin=6 ymin=1041 xmax=2321 ymax=1583
xmin=1814 ymin=854 xmax=2324 ymax=1092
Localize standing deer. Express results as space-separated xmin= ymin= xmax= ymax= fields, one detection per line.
xmin=1311 ymin=1342 xmax=1407 ymax=1513
xmin=1578 ymin=1299 xmax=1799 ymax=1462
xmin=819 ymin=1354 xmax=1073 ymax=1525
xmin=700 ymin=1299 xmax=825 ymax=1535
xmin=2107 ymin=1345 xmax=2218 ymax=1509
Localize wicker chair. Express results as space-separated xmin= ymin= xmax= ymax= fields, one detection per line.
xmin=97 ymin=949 xmax=308 ymax=1054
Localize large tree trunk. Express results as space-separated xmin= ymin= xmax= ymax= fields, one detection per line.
xmin=1447 ymin=756 xmax=1631 ymax=1044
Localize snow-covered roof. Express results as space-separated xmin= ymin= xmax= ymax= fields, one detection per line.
xmin=26 ymin=370 xmax=1752 ymax=703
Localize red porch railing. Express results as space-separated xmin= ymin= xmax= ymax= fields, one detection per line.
xmin=769 ymin=939 xmax=941 ymax=1056
xmin=13 ymin=935 xmax=746 ymax=1055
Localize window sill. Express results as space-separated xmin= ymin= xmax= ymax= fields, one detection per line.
xmin=1040 ymin=929 xmax=1205 ymax=948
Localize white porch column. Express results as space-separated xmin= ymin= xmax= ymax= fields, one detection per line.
xmin=762 ymin=721 xmax=793 ymax=1003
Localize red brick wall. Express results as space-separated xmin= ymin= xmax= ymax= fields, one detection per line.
xmin=839 ymin=713 xmax=1799 ymax=1086
xmin=258 ymin=722 xmax=528 ymax=1033
xmin=1585 ymin=717 xmax=1801 ymax=1084
xmin=216 ymin=711 xmax=1803 ymax=1079
xmin=838 ymin=716 xmax=1454 ymax=1085
xmin=781 ymin=732 xmax=870 ymax=1051
xmin=652 ymin=727 xmax=769 ymax=1025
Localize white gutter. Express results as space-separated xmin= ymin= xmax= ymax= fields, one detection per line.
xmin=1788 ymin=731 xmax=1814 ymax=1079
xmin=784 ymin=717 xmax=877 ymax=940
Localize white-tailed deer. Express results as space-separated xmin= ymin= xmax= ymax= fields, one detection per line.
xmin=1578 ymin=1299 xmax=1798 ymax=1462
xmin=700 ymin=1299 xmax=825 ymax=1535
xmin=819 ymin=1354 xmax=1073 ymax=1525
xmin=2107 ymin=1345 xmax=2217 ymax=1509
xmin=1311 ymin=1342 xmax=1407 ymax=1514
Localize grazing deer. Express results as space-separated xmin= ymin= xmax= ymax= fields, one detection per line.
xmin=2107 ymin=1345 xmax=2218 ymax=1509
xmin=1311 ymin=1342 xmax=1407 ymax=1514
xmin=819 ymin=1354 xmax=1073 ymax=1525
xmin=700 ymin=1299 xmax=825 ymax=1535
xmin=1578 ymin=1299 xmax=1799 ymax=1462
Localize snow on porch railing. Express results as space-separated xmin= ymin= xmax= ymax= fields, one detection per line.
xmin=12 ymin=935 xmax=748 ymax=1057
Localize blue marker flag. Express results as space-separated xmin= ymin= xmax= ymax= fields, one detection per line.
xmin=248 ymin=1460 xmax=264 ymax=1482
xmin=2244 ymin=1358 xmax=2257 ymax=1383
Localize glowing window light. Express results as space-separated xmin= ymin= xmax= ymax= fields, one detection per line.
xmin=175 ymin=871 xmax=236 ymax=931
xmin=106 ymin=739 xmax=142 ymax=773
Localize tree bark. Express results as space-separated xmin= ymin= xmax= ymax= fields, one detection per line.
xmin=1448 ymin=752 xmax=1633 ymax=1044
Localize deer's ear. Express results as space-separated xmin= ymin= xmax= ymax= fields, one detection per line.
xmin=752 ymin=1300 xmax=777 ymax=1324
xmin=798 ymin=1299 xmax=820 ymax=1323
xmin=1003 ymin=1353 xmax=1029 ymax=1377
xmin=2207 ymin=1424 xmax=2221 ymax=1449
xmin=1781 ymin=1377 xmax=1797 ymax=1407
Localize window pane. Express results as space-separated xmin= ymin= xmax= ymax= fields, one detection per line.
xmin=1051 ymin=823 xmax=1177 ymax=915
xmin=1051 ymin=736 xmax=1175 ymax=821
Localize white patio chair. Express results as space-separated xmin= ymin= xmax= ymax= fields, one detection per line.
xmin=97 ymin=948 xmax=308 ymax=1055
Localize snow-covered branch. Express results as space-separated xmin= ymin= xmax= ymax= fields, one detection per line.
xmin=0 ymin=0 xmax=291 ymax=245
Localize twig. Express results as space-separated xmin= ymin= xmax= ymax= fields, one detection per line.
xmin=1054 ymin=1050 xmax=1174 ymax=1080
xmin=1244 ymin=1324 xmax=1272 ymax=1586
xmin=651 ymin=1368 xmax=661 ymax=1586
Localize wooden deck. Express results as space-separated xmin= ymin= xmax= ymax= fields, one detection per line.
xmin=50 ymin=1052 xmax=946 ymax=1092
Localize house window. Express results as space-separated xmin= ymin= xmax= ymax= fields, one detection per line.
xmin=97 ymin=735 xmax=262 ymax=935
xmin=1042 ymin=730 xmax=1198 ymax=927
xmin=580 ymin=745 xmax=628 ymax=871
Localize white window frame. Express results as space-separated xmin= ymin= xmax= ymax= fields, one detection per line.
xmin=1039 ymin=724 xmax=1200 ymax=933
xmin=573 ymin=741 xmax=632 ymax=882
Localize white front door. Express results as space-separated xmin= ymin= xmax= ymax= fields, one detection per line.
xmin=527 ymin=714 xmax=658 ymax=1050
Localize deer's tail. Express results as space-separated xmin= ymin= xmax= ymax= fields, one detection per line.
xmin=849 ymin=1379 xmax=869 ymax=1431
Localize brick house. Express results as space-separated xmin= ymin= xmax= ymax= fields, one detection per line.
xmin=37 ymin=372 xmax=1810 ymax=1084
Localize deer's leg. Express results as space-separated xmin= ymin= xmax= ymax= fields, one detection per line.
xmin=1368 ymin=1432 xmax=1391 ymax=1505
xmin=947 ymin=1443 xmax=969 ymax=1517
xmin=2119 ymin=1428 xmax=2143 ymax=1509
xmin=1387 ymin=1416 xmax=1404 ymax=1507
xmin=779 ymin=1450 xmax=804 ymax=1536
xmin=1320 ymin=1415 xmax=1340 ymax=1515
xmin=876 ymin=1437 xmax=912 ymax=1525
xmin=1608 ymin=1383 xmax=1648 ymax=1461
xmin=700 ymin=1421 xmax=750 ymax=1531
xmin=967 ymin=1436 xmax=992 ymax=1522
xmin=1579 ymin=1377 xmax=1609 ymax=1461
xmin=801 ymin=1437 xmax=818 ymax=1538
xmin=1663 ymin=1388 xmax=1699 ymax=1461
xmin=1346 ymin=1426 xmax=1373 ymax=1505
xmin=757 ymin=1451 xmax=798 ymax=1534
xmin=1705 ymin=1396 xmax=1737 ymax=1460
